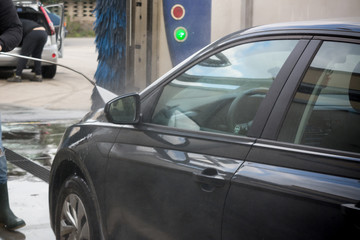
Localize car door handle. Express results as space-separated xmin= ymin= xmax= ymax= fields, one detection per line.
xmin=193 ymin=168 xmax=225 ymax=188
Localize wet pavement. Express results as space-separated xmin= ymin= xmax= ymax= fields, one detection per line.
xmin=0 ymin=121 xmax=74 ymax=240
xmin=0 ymin=175 xmax=53 ymax=240
xmin=0 ymin=38 xmax=97 ymax=239
xmin=3 ymin=121 xmax=75 ymax=165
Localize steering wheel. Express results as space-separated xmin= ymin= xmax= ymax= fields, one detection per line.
xmin=227 ymin=87 xmax=269 ymax=134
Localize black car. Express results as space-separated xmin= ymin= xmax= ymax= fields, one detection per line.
xmin=49 ymin=21 xmax=360 ymax=240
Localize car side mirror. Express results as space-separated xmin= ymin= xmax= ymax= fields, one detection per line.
xmin=104 ymin=93 xmax=140 ymax=124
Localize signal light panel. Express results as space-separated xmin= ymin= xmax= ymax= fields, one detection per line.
xmin=171 ymin=4 xmax=187 ymax=42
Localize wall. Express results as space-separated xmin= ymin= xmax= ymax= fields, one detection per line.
xmin=156 ymin=0 xmax=360 ymax=79
xmin=253 ymin=0 xmax=360 ymax=26
xmin=64 ymin=0 xmax=96 ymax=25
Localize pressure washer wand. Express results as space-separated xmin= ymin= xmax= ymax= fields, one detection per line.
xmin=0 ymin=51 xmax=118 ymax=103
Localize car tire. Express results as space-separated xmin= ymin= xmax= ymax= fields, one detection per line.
xmin=41 ymin=65 xmax=57 ymax=79
xmin=0 ymin=70 xmax=15 ymax=79
xmin=55 ymin=176 xmax=100 ymax=240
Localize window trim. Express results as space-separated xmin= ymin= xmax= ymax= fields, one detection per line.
xmin=261 ymin=39 xmax=323 ymax=139
xmin=248 ymin=39 xmax=311 ymax=137
xmin=248 ymin=138 xmax=360 ymax=179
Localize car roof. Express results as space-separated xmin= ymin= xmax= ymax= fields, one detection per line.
xmin=214 ymin=20 xmax=360 ymax=45
xmin=244 ymin=20 xmax=360 ymax=34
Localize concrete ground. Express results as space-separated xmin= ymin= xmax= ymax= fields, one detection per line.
xmin=0 ymin=38 xmax=97 ymax=240
xmin=0 ymin=175 xmax=53 ymax=240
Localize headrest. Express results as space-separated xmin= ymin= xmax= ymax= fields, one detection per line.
xmin=349 ymin=62 xmax=360 ymax=112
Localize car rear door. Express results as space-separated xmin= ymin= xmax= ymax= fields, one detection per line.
xmin=104 ymin=37 xmax=308 ymax=239
xmin=222 ymin=37 xmax=360 ymax=239
xmin=44 ymin=3 xmax=65 ymax=58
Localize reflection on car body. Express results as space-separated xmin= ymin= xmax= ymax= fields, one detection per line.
xmin=49 ymin=21 xmax=360 ymax=240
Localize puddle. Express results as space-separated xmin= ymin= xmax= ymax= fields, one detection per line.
xmin=2 ymin=121 xmax=75 ymax=175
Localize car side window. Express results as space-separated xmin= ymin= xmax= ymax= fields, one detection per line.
xmin=151 ymin=40 xmax=299 ymax=136
xmin=278 ymin=41 xmax=360 ymax=153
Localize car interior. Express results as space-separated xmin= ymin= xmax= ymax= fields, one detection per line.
xmin=279 ymin=42 xmax=360 ymax=153
xmin=151 ymin=74 xmax=271 ymax=136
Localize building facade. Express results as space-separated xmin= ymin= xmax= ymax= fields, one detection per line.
xmin=63 ymin=0 xmax=96 ymax=24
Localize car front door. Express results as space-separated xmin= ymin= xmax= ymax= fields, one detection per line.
xmin=104 ymin=38 xmax=304 ymax=239
xmin=223 ymin=38 xmax=360 ymax=239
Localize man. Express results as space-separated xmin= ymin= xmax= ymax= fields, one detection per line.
xmin=0 ymin=0 xmax=26 ymax=231
xmin=7 ymin=18 xmax=47 ymax=82
xmin=0 ymin=0 xmax=22 ymax=52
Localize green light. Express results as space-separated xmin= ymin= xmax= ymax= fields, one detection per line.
xmin=174 ymin=27 xmax=187 ymax=42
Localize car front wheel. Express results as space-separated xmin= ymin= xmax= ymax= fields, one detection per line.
xmin=55 ymin=176 xmax=100 ymax=240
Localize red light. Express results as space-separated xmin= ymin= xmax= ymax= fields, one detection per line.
xmin=52 ymin=53 xmax=56 ymax=58
xmin=171 ymin=4 xmax=185 ymax=20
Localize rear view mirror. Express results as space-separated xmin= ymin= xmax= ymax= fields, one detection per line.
xmin=105 ymin=93 xmax=140 ymax=124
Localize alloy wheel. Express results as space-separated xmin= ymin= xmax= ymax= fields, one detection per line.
xmin=60 ymin=193 xmax=90 ymax=240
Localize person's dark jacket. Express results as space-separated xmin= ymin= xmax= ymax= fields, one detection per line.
xmin=0 ymin=0 xmax=23 ymax=52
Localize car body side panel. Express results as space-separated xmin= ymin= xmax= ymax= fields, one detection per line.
xmin=60 ymin=123 xmax=120 ymax=200
xmin=104 ymin=125 xmax=250 ymax=239
xmin=223 ymin=144 xmax=360 ymax=240
xmin=0 ymin=41 xmax=58 ymax=67
xmin=223 ymin=162 xmax=360 ymax=239
xmin=49 ymin=123 xmax=120 ymax=237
